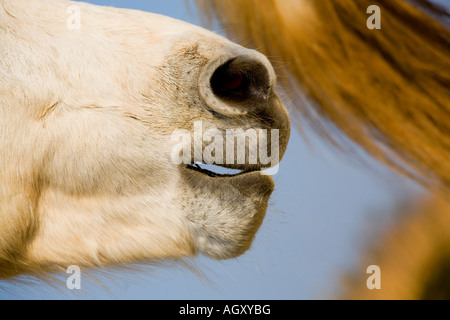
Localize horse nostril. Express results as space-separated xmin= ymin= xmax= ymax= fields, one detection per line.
xmin=210 ymin=56 xmax=271 ymax=103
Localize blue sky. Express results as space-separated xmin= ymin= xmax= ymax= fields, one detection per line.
xmin=0 ymin=0 xmax=433 ymax=300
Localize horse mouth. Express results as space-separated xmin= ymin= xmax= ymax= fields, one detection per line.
xmin=186 ymin=162 xmax=261 ymax=178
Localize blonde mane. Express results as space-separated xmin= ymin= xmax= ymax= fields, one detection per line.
xmin=197 ymin=0 xmax=450 ymax=194
xmin=195 ymin=0 xmax=450 ymax=299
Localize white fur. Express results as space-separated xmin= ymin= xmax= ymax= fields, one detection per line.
xmin=0 ymin=0 xmax=290 ymax=278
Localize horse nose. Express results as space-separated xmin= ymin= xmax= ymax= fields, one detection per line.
xmin=210 ymin=56 xmax=271 ymax=103
xmin=199 ymin=50 xmax=277 ymax=117
xmin=197 ymin=46 xmax=291 ymax=165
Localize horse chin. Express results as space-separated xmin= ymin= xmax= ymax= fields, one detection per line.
xmin=179 ymin=165 xmax=274 ymax=260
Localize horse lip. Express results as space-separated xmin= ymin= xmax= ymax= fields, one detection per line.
xmin=182 ymin=164 xmax=274 ymax=194
xmin=186 ymin=163 xmax=261 ymax=178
